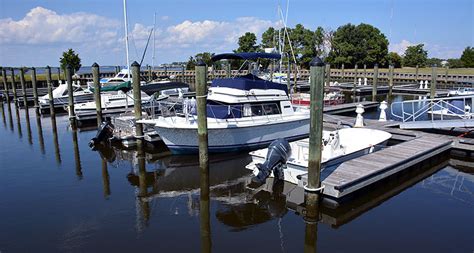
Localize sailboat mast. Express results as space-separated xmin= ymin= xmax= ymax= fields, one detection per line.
xmin=123 ymin=0 xmax=131 ymax=78
xmin=152 ymin=12 xmax=156 ymax=72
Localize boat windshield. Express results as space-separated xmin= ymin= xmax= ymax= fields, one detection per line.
xmin=202 ymin=101 xmax=282 ymax=119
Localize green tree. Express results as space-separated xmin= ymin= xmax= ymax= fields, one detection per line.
xmin=59 ymin=48 xmax=82 ymax=73
xmin=460 ymin=46 xmax=474 ymax=67
xmin=447 ymin=58 xmax=464 ymax=68
xmin=386 ymin=52 xmax=403 ymax=68
xmin=235 ymin=32 xmax=258 ymax=53
xmin=426 ymin=58 xmax=443 ymax=67
xmin=261 ymin=27 xmax=277 ymax=49
xmin=327 ymin=23 xmax=388 ymax=68
xmin=186 ymin=52 xmax=216 ymax=70
xmin=402 ymin=44 xmax=428 ymax=67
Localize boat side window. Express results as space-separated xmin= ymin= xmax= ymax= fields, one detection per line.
xmin=62 ymin=90 xmax=69 ymax=96
xmin=248 ymin=103 xmax=281 ymax=116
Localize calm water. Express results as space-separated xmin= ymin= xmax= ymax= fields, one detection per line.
xmin=0 ymin=103 xmax=473 ymax=252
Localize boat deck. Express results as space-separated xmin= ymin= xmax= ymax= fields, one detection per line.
xmin=299 ymin=134 xmax=453 ymax=198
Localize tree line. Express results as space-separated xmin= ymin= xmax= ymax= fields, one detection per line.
xmin=186 ymin=23 xmax=474 ymax=70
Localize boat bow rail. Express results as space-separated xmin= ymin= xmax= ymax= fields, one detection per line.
xmin=391 ymin=95 xmax=474 ymax=129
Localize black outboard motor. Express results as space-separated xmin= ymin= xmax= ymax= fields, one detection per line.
xmin=251 ymin=138 xmax=291 ymax=185
xmin=89 ymin=121 xmax=114 ymax=150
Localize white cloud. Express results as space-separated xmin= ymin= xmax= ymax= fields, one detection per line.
xmin=0 ymin=7 xmax=120 ymax=47
xmin=389 ymin=39 xmax=416 ymax=55
xmin=162 ymin=17 xmax=276 ymax=50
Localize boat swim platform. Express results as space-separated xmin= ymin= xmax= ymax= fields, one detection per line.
xmin=332 ymin=82 xmax=449 ymax=97
xmin=399 ymin=119 xmax=474 ymax=129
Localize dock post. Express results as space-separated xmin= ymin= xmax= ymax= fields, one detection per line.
xmin=363 ymin=64 xmax=367 ymax=80
xmin=388 ymin=64 xmax=394 ymax=95
xmin=66 ymin=65 xmax=76 ymax=127
xmin=445 ymin=66 xmax=449 ymax=86
xmin=306 ymin=57 xmax=325 ymax=206
xmin=325 ymin=63 xmax=331 ymax=86
xmin=31 ymin=67 xmax=39 ymax=111
xmin=92 ymin=63 xmax=102 ymax=127
xmin=10 ymin=69 xmax=17 ymax=103
xmin=415 ymin=65 xmax=419 ymax=83
xmin=1 ymin=68 xmax=9 ymax=102
xmin=164 ymin=66 xmax=168 ymax=77
xmin=45 ymin=66 xmax=55 ymax=116
xmin=147 ymin=65 xmax=152 ymax=82
xmin=131 ymin=61 xmax=144 ymax=146
xmin=430 ymin=64 xmax=437 ymax=99
xmin=195 ymin=59 xmax=210 ymax=251
xmin=372 ymin=64 xmax=379 ymax=101
xmin=19 ymin=68 xmax=28 ymax=108
xmin=195 ymin=60 xmax=209 ymax=175
xmin=226 ymin=61 xmax=231 ymax=78
xmin=353 ymin=64 xmax=358 ymax=85
xmin=182 ymin=65 xmax=187 ymax=82
xmin=341 ymin=63 xmax=344 ymax=82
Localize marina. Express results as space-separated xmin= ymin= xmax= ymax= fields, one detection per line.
xmin=1 ymin=0 xmax=473 ymax=252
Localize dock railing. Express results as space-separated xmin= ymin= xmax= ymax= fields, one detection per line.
xmin=391 ymin=95 xmax=474 ymax=124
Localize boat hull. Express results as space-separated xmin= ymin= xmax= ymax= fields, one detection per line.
xmin=155 ymin=118 xmax=310 ymax=154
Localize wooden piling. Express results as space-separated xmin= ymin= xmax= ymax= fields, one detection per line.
xmin=372 ymin=64 xmax=379 ymax=101
xmin=341 ymin=63 xmax=345 ymax=82
xmin=353 ymin=64 xmax=358 ymax=85
xmin=92 ymin=63 xmax=102 ymax=127
xmin=45 ymin=66 xmax=55 ymax=116
xmin=10 ymin=69 xmax=17 ymax=102
xmin=31 ymin=67 xmax=39 ymax=110
xmin=182 ymin=65 xmax=186 ymax=82
xmin=325 ymin=63 xmax=331 ymax=86
xmin=19 ymin=68 xmax=28 ymax=108
xmin=445 ymin=66 xmax=449 ymax=85
xmin=363 ymin=64 xmax=367 ymax=82
xmin=66 ymin=65 xmax=76 ymax=126
xmin=431 ymin=64 xmax=437 ymax=99
xmin=415 ymin=65 xmax=419 ymax=83
xmin=226 ymin=61 xmax=231 ymax=78
xmin=131 ymin=61 xmax=144 ymax=146
xmin=306 ymin=57 xmax=325 ymax=203
xmin=195 ymin=60 xmax=209 ymax=174
xmin=147 ymin=65 xmax=152 ymax=82
xmin=1 ymin=68 xmax=9 ymax=102
xmin=388 ymin=64 xmax=394 ymax=95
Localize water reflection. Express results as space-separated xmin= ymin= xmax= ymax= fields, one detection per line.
xmin=71 ymin=128 xmax=82 ymax=179
xmin=1 ymin=102 xmax=6 ymax=127
xmin=24 ymin=108 xmax=33 ymax=145
xmin=200 ymin=150 xmax=211 ymax=253
xmin=101 ymin=158 xmax=111 ymax=198
xmin=14 ymin=105 xmax=22 ymax=138
xmin=35 ymin=114 xmax=45 ymax=154
xmin=7 ymin=102 xmax=13 ymax=132
xmin=51 ymin=116 xmax=61 ymax=164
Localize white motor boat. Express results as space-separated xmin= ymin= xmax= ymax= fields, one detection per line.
xmin=139 ymin=52 xmax=310 ymax=154
xmin=448 ymin=87 xmax=474 ymax=96
xmin=38 ymin=81 xmax=94 ymax=108
xmin=246 ymin=127 xmax=392 ymax=185
xmin=73 ymin=90 xmax=151 ymax=113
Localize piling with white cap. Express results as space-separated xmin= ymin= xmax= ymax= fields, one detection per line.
xmin=354 ymin=104 xmax=365 ymax=127
xmin=358 ymin=78 xmax=362 ymax=86
xmin=419 ymin=80 xmax=423 ymax=89
xmin=364 ymin=77 xmax=367 ymax=86
xmin=379 ymin=101 xmax=388 ymax=121
xmin=424 ymin=80 xmax=428 ymax=90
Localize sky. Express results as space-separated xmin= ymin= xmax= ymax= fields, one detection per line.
xmin=0 ymin=0 xmax=472 ymax=67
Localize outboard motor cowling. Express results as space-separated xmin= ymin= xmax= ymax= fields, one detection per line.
xmin=89 ymin=121 xmax=114 ymax=150
xmin=252 ymin=138 xmax=291 ymax=185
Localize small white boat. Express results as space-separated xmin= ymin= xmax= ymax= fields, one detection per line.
xmin=38 ymin=81 xmax=93 ymax=108
xmin=448 ymin=88 xmax=474 ymax=96
xmin=246 ymin=127 xmax=392 ymax=185
xmin=73 ymin=90 xmax=151 ymax=113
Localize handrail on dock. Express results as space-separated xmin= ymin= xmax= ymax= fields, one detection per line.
xmin=391 ymin=95 xmax=474 ymax=124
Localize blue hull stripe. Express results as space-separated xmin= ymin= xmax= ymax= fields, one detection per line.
xmin=168 ymin=134 xmax=309 ymax=154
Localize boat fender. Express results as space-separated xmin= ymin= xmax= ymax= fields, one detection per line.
xmin=89 ymin=121 xmax=115 ymax=150
xmin=251 ymin=139 xmax=292 ymax=185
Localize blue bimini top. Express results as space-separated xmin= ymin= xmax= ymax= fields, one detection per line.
xmin=211 ymin=74 xmax=288 ymax=94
